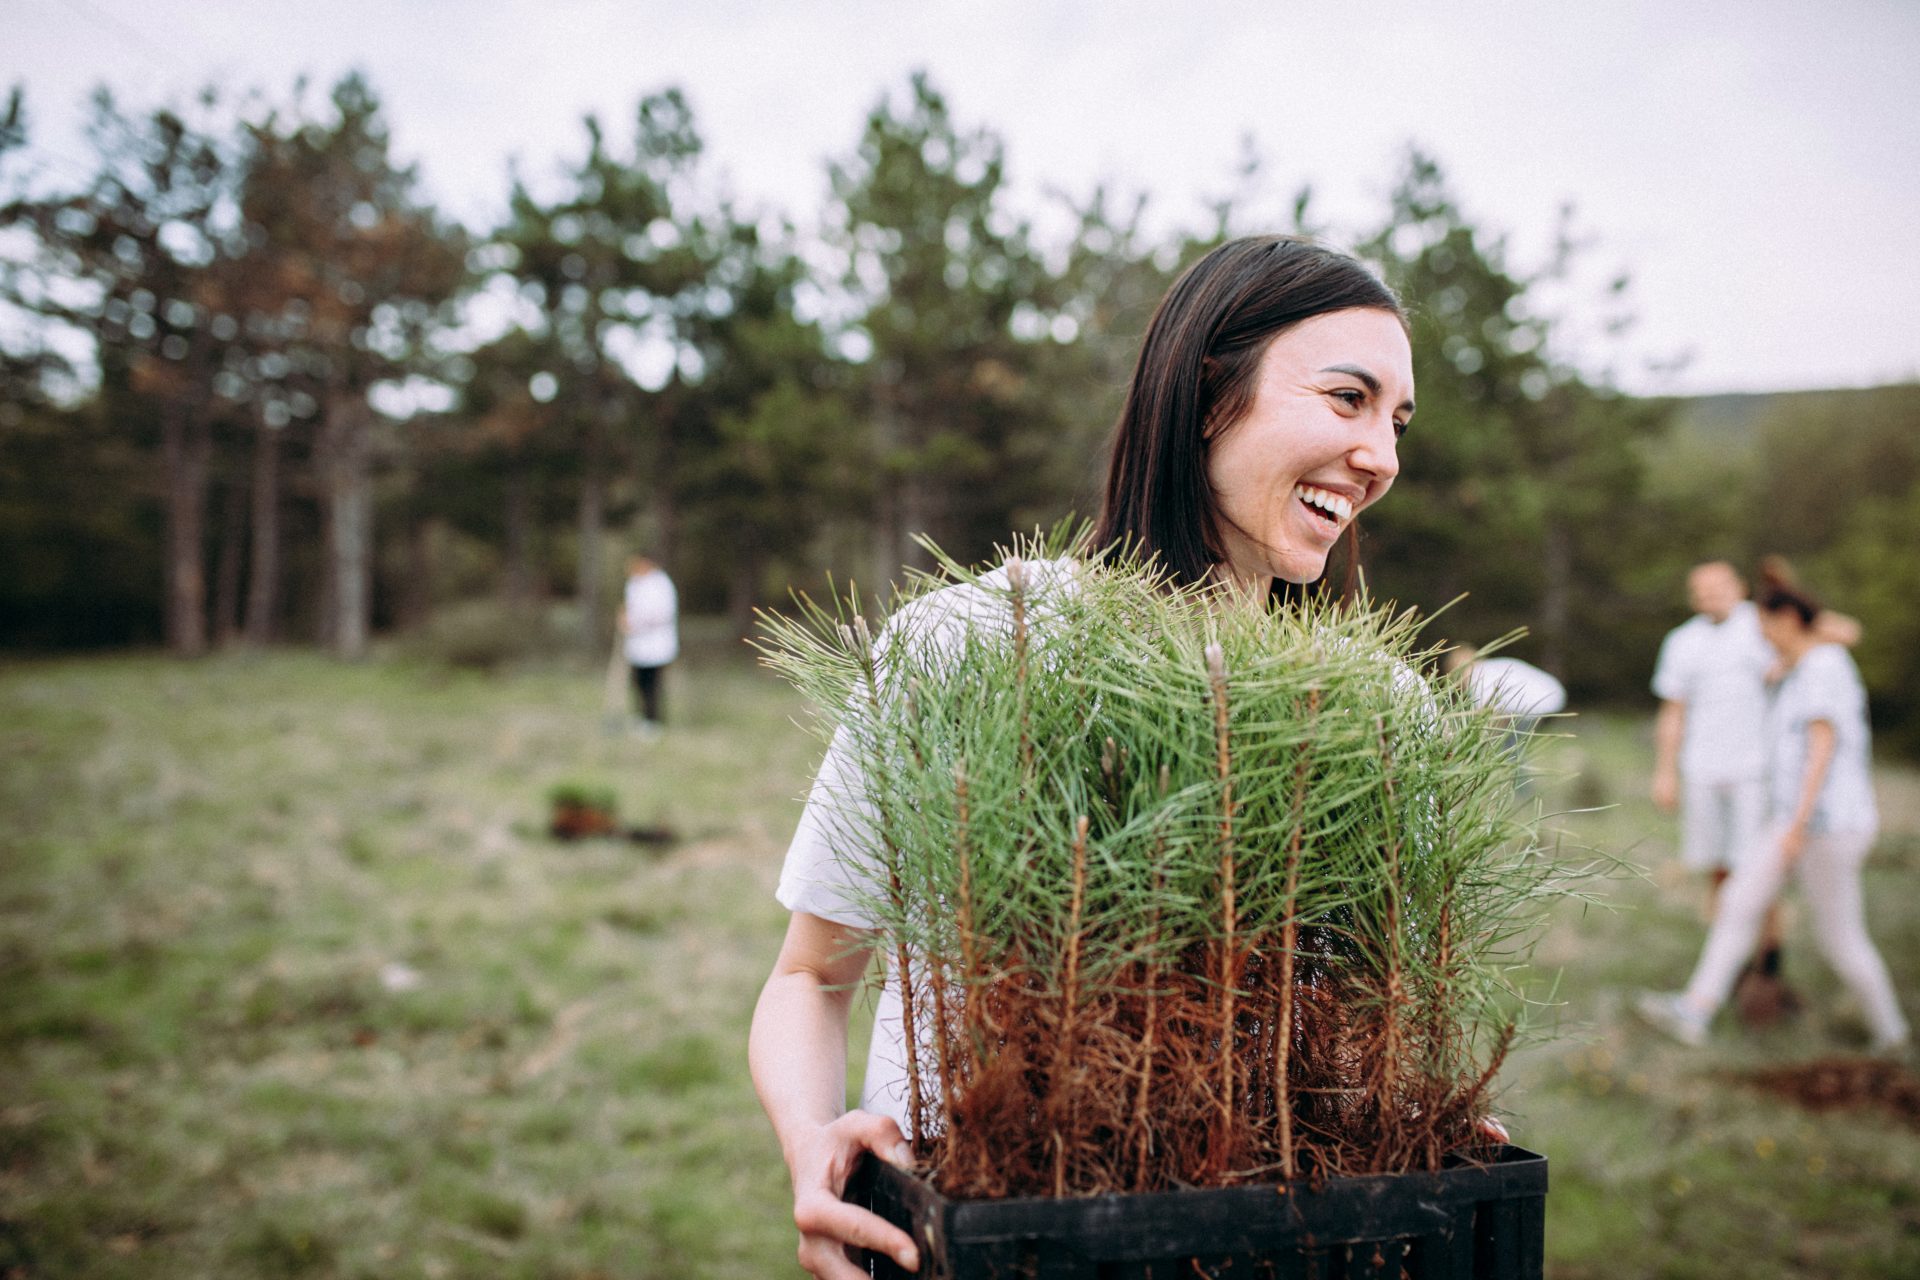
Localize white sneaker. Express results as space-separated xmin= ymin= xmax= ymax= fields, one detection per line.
xmin=1867 ymin=1032 xmax=1911 ymax=1058
xmin=1635 ymin=991 xmax=1710 ymax=1047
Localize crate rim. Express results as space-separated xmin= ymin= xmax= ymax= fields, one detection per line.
xmin=853 ymin=1143 xmax=1547 ymax=1268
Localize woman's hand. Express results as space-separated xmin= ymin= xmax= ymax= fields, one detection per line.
xmin=1651 ymin=766 xmax=1679 ymax=814
xmin=1782 ymin=719 xmax=1835 ymax=872
xmin=1778 ymin=820 xmax=1808 ymax=869
xmin=790 ymin=1111 xmax=919 ymax=1279
xmin=752 ymin=913 xmax=908 ymax=1276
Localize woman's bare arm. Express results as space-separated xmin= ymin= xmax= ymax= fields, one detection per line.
xmin=1779 ymin=718 xmax=1837 ymax=866
xmin=750 ymin=911 xmax=918 ymax=1278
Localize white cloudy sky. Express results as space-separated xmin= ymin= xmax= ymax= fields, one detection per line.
xmin=5 ymin=0 xmax=1916 ymax=395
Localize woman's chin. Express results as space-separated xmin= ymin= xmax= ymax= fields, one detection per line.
xmin=1270 ymin=552 xmax=1331 ymax=585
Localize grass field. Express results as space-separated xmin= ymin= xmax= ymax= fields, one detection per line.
xmin=3 ymin=638 xmax=1917 ymax=1278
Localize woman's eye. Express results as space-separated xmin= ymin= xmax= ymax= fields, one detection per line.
xmin=1393 ymin=419 xmax=1411 ymax=439
xmin=1331 ymin=389 xmax=1364 ymax=410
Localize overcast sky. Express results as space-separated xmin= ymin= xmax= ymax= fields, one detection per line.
xmin=5 ymin=0 xmax=1916 ymax=396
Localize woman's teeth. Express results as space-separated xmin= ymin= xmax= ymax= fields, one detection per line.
xmin=1296 ymin=484 xmax=1352 ymax=524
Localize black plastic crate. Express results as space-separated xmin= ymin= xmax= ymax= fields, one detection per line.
xmin=847 ymin=1144 xmax=1546 ymax=1279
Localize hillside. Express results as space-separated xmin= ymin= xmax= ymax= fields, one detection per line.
xmin=1665 ymin=383 xmax=1920 ymax=456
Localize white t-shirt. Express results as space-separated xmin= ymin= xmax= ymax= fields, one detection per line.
xmin=1765 ymin=643 xmax=1877 ymax=835
xmin=1650 ymin=601 xmax=1773 ymax=783
xmin=1462 ymin=656 xmax=1566 ymax=719
xmin=774 ymin=558 xmax=1075 ymax=1128
xmin=622 ymin=569 xmax=678 ymax=667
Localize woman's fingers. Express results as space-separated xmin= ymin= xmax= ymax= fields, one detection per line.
xmin=795 ymin=1245 xmax=867 ymax=1280
xmin=796 ymin=1191 xmax=920 ymax=1273
xmin=789 ymin=1111 xmax=920 ymax=1274
xmin=830 ymin=1108 xmax=913 ymax=1174
xmin=1478 ymin=1114 xmax=1511 ymax=1145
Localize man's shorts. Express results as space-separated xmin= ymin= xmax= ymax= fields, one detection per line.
xmin=1681 ymin=776 xmax=1768 ymax=872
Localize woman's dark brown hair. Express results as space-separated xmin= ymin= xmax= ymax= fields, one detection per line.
xmin=1759 ymin=583 xmax=1822 ymax=628
xmin=1757 ymin=555 xmax=1821 ymax=626
xmin=1093 ymin=235 xmax=1405 ymax=589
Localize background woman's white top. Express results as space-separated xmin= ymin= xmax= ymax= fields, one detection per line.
xmin=1767 ymin=642 xmax=1877 ymax=835
xmin=622 ymin=568 xmax=679 ymax=667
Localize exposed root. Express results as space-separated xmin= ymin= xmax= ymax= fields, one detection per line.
xmin=915 ymin=922 xmax=1496 ymax=1197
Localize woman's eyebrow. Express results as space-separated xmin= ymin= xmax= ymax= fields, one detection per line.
xmin=1319 ymin=363 xmax=1381 ymax=394
xmin=1320 ymin=363 xmax=1416 ymax=414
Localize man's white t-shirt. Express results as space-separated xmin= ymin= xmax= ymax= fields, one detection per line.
xmin=1650 ymin=601 xmax=1773 ymax=783
xmin=1766 ymin=643 xmax=1877 ymax=835
xmin=622 ymin=569 xmax=679 ymax=667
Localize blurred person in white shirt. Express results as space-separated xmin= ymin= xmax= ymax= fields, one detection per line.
xmin=1651 ymin=561 xmax=1775 ymax=912
xmin=1446 ymin=647 xmax=1566 ymax=725
xmin=620 ymin=552 xmax=678 ymax=736
xmin=1443 ymin=646 xmax=1565 ymax=791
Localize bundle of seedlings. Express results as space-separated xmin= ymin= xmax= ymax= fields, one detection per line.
xmin=759 ymin=538 xmax=1568 ymax=1201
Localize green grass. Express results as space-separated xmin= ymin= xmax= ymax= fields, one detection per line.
xmin=2 ymin=645 xmax=1917 ymax=1277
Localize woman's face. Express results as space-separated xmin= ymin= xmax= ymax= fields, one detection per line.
xmin=1759 ymin=606 xmax=1803 ymax=655
xmin=1205 ymin=307 xmax=1413 ymax=587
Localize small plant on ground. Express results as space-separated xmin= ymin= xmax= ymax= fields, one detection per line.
xmin=548 ymin=781 xmax=619 ymax=840
xmin=759 ymin=536 xmax=1578 ymax=1199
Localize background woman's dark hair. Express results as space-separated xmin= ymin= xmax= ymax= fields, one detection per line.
xmin=1756 ymin=555 xmax=1821 ymax=625
xmin=1759 ymin=582 xmax=1822 ymax=628
xmin=1093 ymin=235 xmax=1405 ymax=590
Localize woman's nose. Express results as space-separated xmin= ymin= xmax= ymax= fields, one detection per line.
xmin=1351 ymin=416 xmax=1401 ymax=482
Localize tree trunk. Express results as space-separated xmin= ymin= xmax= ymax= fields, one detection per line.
xmin=577 ymin=406 xmax=608 ymax=653
xmin=319 ymin=395 xmax=373 ymax=659
xmin=502 ymin=467 xmax=534 ymax=607
xmin=211 ymin=457 xmax=246 ymax=647
xmin=397 ymin=513 xmax=434 ymax=632
xmin=900 ymin=462 xmax=932 ymax=575
xmin=727 ymin=539 xmax=764 ymax=640
xmin=1539 ymin=516 xmax=1571 ymax=679
xmin=870 ymin=367 xmax=907 ymax=597
xmin=159 ymin=404 xmax=211 ymax=656
xmin=653 ymin=407 xmax=680 ymax=574
xmin=243 ymin=419 xmax=282 ymax=646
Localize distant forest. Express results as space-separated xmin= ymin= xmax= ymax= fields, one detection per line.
xmin=2 ymin=72 xmax=1917 ymax=751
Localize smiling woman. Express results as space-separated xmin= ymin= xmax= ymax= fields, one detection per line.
xmin=749 ymin=236 xmax=1418 ymax=1279
xmin=1093 ymin=235 xmax=1410 ymax=595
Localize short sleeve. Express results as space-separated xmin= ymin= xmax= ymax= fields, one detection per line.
xmin=1793 ymin=648 xmax=1858 ymax=728
xmin=773 ymin=592 xmax=978 ymax=931
xmin=771 ymin=560 xmax=1066 ymax=930
xmin=1651 ymin=628 xmax=1692 ymax=702
xmin=775 ymin=724 xmax=885 ymax=929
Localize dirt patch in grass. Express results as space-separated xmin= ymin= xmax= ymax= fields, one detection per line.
xmin=1736 ymin=1057 xmax=1920 ymax=1131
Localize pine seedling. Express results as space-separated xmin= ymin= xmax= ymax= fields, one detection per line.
xmin=757 ymin=534 xmax=1568 ymax=1198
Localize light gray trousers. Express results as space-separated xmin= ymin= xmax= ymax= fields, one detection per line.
xmin=1682 ymin=821 xmax=1908 ymax=1045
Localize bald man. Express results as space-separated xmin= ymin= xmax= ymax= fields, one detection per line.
xmin=1652 ymin=563 xmax=1773 ymax=881
xmin=1651 ymin=561 xmax=1791 ymax=1015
